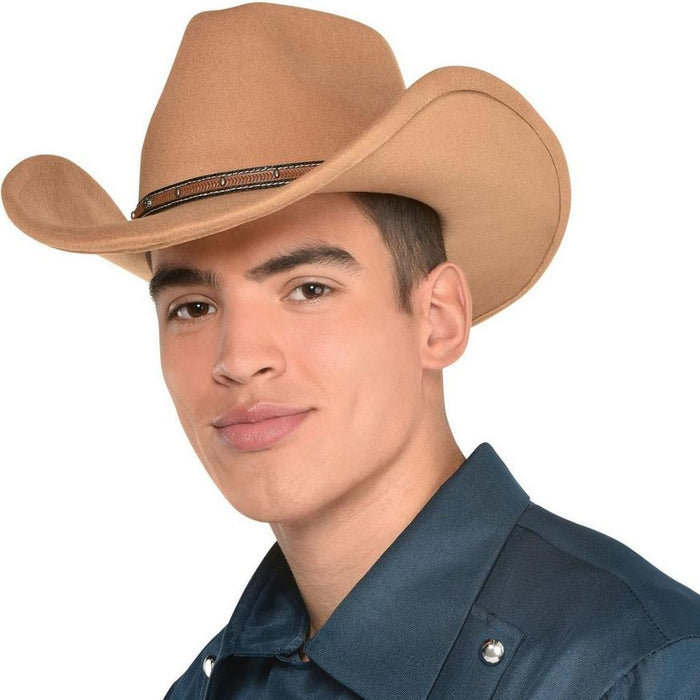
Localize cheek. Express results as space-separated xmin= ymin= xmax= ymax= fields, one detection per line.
xmin=308 ymin=308 xmax=421 ymax=419
xmin=361 ymin=324 xmax=422 ymax=416
xmin=159 ymin=332 xmax=212 ymax=416
xmin=158 ymin=332 xmax=220 ymax=474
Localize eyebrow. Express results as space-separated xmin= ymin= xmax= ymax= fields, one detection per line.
xmin=148 ymin=241 xmax=365 ymax=303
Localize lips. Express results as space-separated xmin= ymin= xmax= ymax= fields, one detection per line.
xmin=215 ymin=409 xmax=312 ymax=451
xmin=212 ymin=401 xmax=312 ymax=427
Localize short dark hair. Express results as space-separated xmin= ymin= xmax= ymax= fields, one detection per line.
xmin=348 ymin=192 xmax=446 ymax=315
xmin=144 ymin=192 xmax=446 ymax=316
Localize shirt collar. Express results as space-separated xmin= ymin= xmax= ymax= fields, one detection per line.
xmin=217 ymin=441 xmax=530 ymax=699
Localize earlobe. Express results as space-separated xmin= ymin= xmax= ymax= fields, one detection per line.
xmin=420 ymin=262 xmax=472 ymax=370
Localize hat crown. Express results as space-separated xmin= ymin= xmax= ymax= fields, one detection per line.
xmin=139 ymin=2 xmax=406 ymax=198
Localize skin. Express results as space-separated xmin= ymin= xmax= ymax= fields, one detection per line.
xmin=150 ymin=192 xmax=472 ymax=660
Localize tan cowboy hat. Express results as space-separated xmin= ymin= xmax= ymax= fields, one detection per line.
xmin=1 ymin=1 xmax=570 ymax=325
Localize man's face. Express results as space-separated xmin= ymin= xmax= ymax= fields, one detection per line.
xmin=150 ymin=192 xmax=433 ymax=525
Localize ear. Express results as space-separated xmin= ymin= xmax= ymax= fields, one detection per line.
xmin=416 ymin=261 xmax=472 ymax=370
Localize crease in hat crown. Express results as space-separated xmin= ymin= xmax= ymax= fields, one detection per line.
xmin=137 ymin=2 xmax=406 ymax=200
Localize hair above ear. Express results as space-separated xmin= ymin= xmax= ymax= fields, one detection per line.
xmin=349 ymin=192 xmax=447 ymax=316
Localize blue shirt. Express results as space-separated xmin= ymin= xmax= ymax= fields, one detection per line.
xmin=163 ymin=442 xmax=700 ymax=699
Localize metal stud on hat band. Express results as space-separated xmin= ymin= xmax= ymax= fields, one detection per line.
xmin=130 ymin=160 xmax=324 ymax=219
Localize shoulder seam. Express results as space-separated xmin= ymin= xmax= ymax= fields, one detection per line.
xmin=596 ymin=635 xmax=700 ymax=699
xmin=515 ymin=521 xmax=669 ymax=643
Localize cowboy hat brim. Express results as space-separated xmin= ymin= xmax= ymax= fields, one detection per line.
xmin=1 ymin=65 xmax=570 ymax=326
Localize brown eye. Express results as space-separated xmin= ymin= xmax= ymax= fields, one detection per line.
xmin=170 ymin=301 xmax=216 ymax=321
xmin=288 ymin=282 xmax=334 ymax=303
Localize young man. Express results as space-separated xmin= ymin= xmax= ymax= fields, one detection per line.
xmin=3 ymin=3 xmax=699 ymax=699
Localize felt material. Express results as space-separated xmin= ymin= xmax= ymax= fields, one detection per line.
xmin=0 ymin=2 xmax=571 ymax=326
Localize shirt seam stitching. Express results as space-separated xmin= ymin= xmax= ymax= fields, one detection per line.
xmin=515 ymin=521 xmax=670 ymax=644
xmin=595 ymin=635 xmax=700 ymax=699
xmin=425 ymin=496 xmax=531 ymax=699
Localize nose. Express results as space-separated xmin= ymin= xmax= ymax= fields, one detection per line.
xmin=211 ymin=302 xmax=285 ymax=385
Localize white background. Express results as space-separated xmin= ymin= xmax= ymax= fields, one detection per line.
xmin=0 ymin=1 xmax=698 ymax=698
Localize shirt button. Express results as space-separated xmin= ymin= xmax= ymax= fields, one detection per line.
xmin=202 ymin=654 xmax=217 ymax=677
xmin=480 ymin=638 xmax=505 ymax=665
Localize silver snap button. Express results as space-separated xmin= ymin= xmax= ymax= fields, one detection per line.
xmin=480 ymin=638 xmax=504 ymax=664
xmin=202 ymin=654 xmax=216 ymax=677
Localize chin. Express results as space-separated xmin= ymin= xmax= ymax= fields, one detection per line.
xmin=235 ymin=505 xmax=318 ymax=526
xmin=223 ymin=490 xmax=320 ymax=525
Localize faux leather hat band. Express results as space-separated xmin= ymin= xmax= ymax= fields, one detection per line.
xmin=130 ymin=160 xmax=324 ymax=219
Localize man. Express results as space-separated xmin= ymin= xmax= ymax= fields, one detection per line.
xmin=3 ymin=3 xmax=699 ymax=699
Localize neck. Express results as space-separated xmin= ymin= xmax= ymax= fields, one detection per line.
xmin=269 ymin=421 xmax=465 ymax=642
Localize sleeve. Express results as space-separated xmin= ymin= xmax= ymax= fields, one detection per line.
xmin=599 ymin=637 xmax=700 ymax=699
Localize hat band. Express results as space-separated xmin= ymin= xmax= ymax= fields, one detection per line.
xmin=130 ymin=160 xmax=324 ymax=219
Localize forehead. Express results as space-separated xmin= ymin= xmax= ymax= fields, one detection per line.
xmin=150 ymin=192 xmax=385 ymax=271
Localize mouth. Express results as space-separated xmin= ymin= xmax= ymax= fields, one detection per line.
xmin=212 ymin=401 xmax=313 ymax=427
xmin=215 ymin=409 xmax=312 ymax=452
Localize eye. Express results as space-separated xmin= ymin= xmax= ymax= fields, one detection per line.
xmin=167 ymin=300 xmax=216 ymax=322
xmin=287 ymin=282 xmax=335 ymax=304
